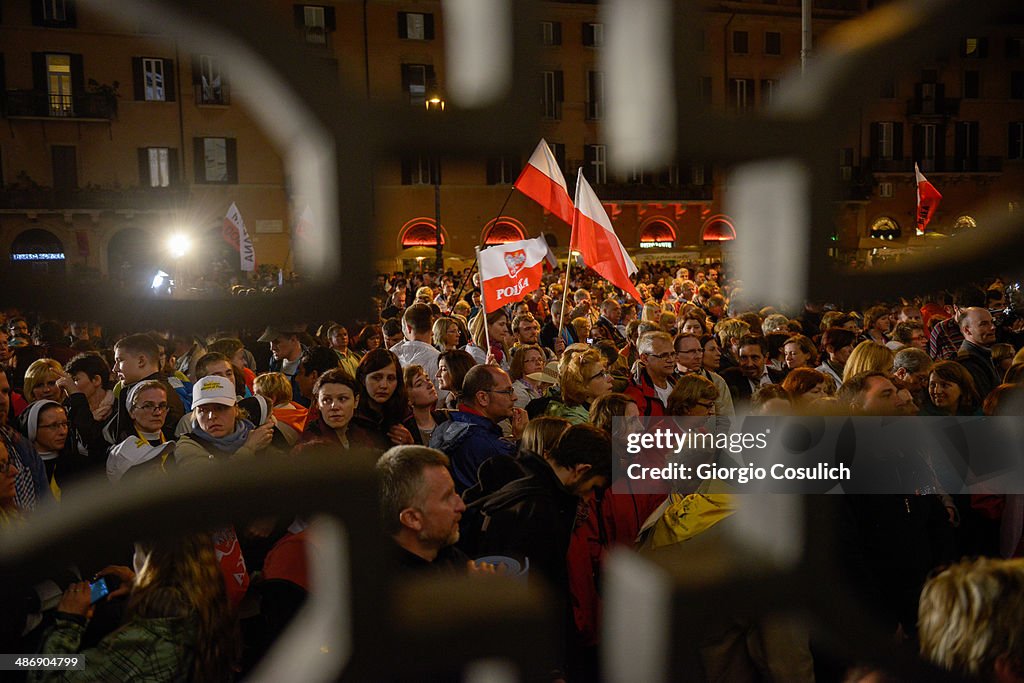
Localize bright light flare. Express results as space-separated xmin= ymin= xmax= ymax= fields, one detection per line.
xmin=167 ymin=233 xmax=192 ymax=258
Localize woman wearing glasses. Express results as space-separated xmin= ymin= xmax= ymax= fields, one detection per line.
xmin=106 ymin=380 xmax=177 ymax=482
xmin=545 ymin=349 xmax=613 ymax=425
xmin=20 ymin=400 xmax=68 ymax=499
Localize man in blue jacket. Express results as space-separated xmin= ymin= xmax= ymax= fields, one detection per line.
xmin=429 ymin=364 xmax=527 ymax=493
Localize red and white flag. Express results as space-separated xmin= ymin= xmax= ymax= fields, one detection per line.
xmin=915 ymin=163 xmax=942 ymax=236
xmin=478 ymin=236 xmax=550 ymax=313
xmin=514 ymin=139 xmax=574 ymax=226
xmin=223 ymin=202 xmax=256 ymax=272
xmin=572 ymin=173 xmax=643 ymax=303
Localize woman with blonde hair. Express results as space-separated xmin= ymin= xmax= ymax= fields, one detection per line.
xmin=545 ymin=349 xmax=613 ymax=424
xmin=431 ymin=316 xmax=461 ymax=352
xmin=520 ymin=415 xmax=570 ymax=457
xmin=641 ymin=302 xmax=662 ymax=326
xmin=842 ymin=341 xmax=896 ymax=384
xmin=23 ymin=358 xmax=67 ymax=406
xmin=253 ymin=371 xmax=309 ymax=445
xmin=34 ymin=533 xmax=239 ymax=682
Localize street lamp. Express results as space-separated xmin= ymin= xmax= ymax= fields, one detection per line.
xmin=425 ymin=83 xmax=445 ymax=273
xmin=166 ymin=231 xmax=192 ymax=294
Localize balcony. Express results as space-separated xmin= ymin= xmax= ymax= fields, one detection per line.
xmin=906 ymin=96 xmax=959 ymax=118
xmin=0 ymin=187 xmax=188 ymax=211
xmin=594 ymin=183 xmax=713 ymax=202
xmin=864 ymin=157 xmax=1002 ymax=174
xmin=195 ymin=83 xmax=231 ymax=107
xmin=4 ymin=90 xmax=116 ymax=120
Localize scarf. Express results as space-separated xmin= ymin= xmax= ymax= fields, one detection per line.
xmin=1 ymin=426 xmax=36 ymax=512
xmin=190 ymin=419 xmax=255 ymax=454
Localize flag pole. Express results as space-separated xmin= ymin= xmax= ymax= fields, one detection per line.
xmin=558 ymin=169 xmax=583 ymax=336
xmin=452 ymin=185 xmax=517 ymax=310
xmin=474 ymin=246 xmax=492 ymax=356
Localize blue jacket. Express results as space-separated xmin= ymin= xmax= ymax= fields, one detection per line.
xmin=2 ymin=426 xmax=48 ymax=508
xmin=429 ymin=410 xmax=516 ymax=493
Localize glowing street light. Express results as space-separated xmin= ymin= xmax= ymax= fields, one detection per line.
xmin=167 ymin=233 xmax=192 ymax=259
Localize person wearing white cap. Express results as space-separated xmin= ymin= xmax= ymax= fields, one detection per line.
xmin=105 ymin=380 xmax=176 ymax=483
xmin=174 ymin=375 xmax=276 ymax=469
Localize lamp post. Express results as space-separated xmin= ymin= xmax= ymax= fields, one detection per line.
xmin=425 ymin=84 xmax=445 ymax=273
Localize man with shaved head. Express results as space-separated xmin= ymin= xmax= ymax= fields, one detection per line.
xmin=956 ymin=307 xmax=999 ymax=400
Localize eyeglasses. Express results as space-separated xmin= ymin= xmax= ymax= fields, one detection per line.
xmin=37 ymin=421 xmax=70 ymax=431
xmin=695 ymin=401 xmax=716 ymax=411
xmin=646 ymin=351 xmax=676 ymax=360
xmin=587 ymin=369 xmax=610 ymax=382
xmin=0 ymin=460 xmax=17 ymax=475
xmin=135 ymin=402 xmax=170 ymax=413
xmin=486 ymin=388 xmax=516 ymax=396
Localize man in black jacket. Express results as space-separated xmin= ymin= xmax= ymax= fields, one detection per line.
xmin=106 ymin=334 xmax=185 ymax=443
xmin=956 ymin=306 xmax=999 ymax=401
xmin=458 ymin=425 xmax=611 ymax=678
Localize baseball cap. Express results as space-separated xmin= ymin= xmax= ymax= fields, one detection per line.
xmin=192 ymin=375 xmax=237 ymax=408
xmin=257 ymin=326 xmax=300 ymax=343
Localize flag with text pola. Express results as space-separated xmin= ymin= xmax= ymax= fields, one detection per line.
xmin=479 ymin=236 xmax=550 ymax=313
xmin=571 ymin=173 xmax=643 ymax=303
xmin=915 ymin=163 xmax=942 ymax=236
xmin=223 ymin=202 xmax=256 ymax=272
xmin=514 ymin=139 xmax=575 ymax=226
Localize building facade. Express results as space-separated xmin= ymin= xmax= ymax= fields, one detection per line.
xmin=2 ymin=0 xmax=1021 ymax=282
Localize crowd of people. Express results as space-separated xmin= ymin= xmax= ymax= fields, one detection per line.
xmin=3 ymin=259 xmax=1024 ymax=681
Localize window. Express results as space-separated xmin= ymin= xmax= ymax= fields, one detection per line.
xmin=584 ymin=144 xmax=606 ymax=184
xmin=143 ymin=58 xmax=164 ymax=101
xmin=293 ymin=5 xmax=336 ymax=44
xmin=132 ymin=57 xmax=175 ymax=102
xmin=196 ymin=55 xmax=227 ymax=105
xmin=963 ymin=70 xmax=980 ymax=99
xmin=878 ymin=182 xmax=894 ymax=198
xmin=872 ymin=121 xmax=904 ymax=160
xmin=760 ymin=79 xmax=778 ymax=107
xmin=193 ymin=137 xmax=237 ymax=184
xmin=398 ymin=12 xmax=434 ymax=40
xmin=839 ymin=148 xmax=853 ymax=181
xmin=658 ymin=165 xmax=680 ymax=186
xmin=1008 ymin=37 xmax=1024 ymax=59
xmin=962 ymin=37 xmax=988 ymax=58
xmin=400 ymin=155 xmax=438 ymax=185
xmin=486 ymin=155 xmax=519 ymax=185
xmin=729 ymin=78 xmax=753 ymax=112
xmin=955 ymin=121 xmax=979 ymax=167
xmin=1013 ymin=72 xmax=1024 ymax=99
xmin=699 ymin=76 xmax=712 ymax=104
xmin=583 ymin=23 xmax=604 ymax=48
xmin=541 ymin=21 xmax=561 ymax=46
xmin=690 ymin=164 xmax=705 ymax=186
xmin=547 ymin=142 xmax=566 ymax=173
xmin=401 ymin=63 xmax=435 ymax=106
xmin=46 ymin=54 xmax=74 ymax=116
xmin=586 ymin=71 xmax=604 ymax=120
xmin=1010 ymin=122 xmax=1024 ymax=160
xmin=764 ymin=32 xmax=781 ymax=56
xmin=33 ymin=0 xmax=76 ymax=27
xmin=541 ymin=70 xmax=564 ymax=119
xmin=880 ymin=77 xmax=895 ymax=98
xmin=732 ymin=31 xmax=749 ymax=54
xmin=913 ymin=123 xmax=940 ymax=171
xmin=138 ymin=147 xmax=178 ymax=187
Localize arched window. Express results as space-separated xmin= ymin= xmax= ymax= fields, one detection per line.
xmin=10 ymin=229 xmax=65 ymax=262
xmin=700 ymin=215 xmax=737 ymax=242
xmin=400 ymin=219 xmax=446 ymax=247
xmin=639 ymin=219 xmax=676 ymax=249
xmin=482 ymin=217 xmax=527 ymax=245
xmin=869 ymin=216 xmax=901 ymax=240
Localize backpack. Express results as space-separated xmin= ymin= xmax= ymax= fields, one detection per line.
xmin=458 ymin=478 xmax=551 ymax=560
xmin=166 ymin=376 xmax=194 ymax=413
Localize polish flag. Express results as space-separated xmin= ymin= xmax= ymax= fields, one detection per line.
xmin=915 ymin=163 xmax=942 ymax=236
xmin=514 ymin=139 xmax=574 ymax=226
xmin=478 ymin=236 xmax=550 ymax=313
xmin=572 ymin=173 xmax=643 ymax=303
xmin=223 ymin=202 xmax=256 ymax=272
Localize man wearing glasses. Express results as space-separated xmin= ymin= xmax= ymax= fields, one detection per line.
xmin=673 ymin=333 xmax=735 ymax=417
xmin=429 ymin=364 xmax=528 ymax=494
xmin=624 ymin=331 xmax=677 ymax=417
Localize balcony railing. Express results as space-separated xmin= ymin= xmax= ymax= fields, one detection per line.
xmin=195 ymin=83 xmax=231 ymax=106
xmin=865 ymin=157 xmax=1002 ymax=173
xmin=906 ymin=97 xmax=960 ymax=118
xmin=0 ymin=187 xmax=188 ymax=211
xmin=4 ymin=90 xmax=116 ymax=119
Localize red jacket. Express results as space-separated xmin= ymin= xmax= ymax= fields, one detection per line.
xmin=623 ymin=366 xmax=674 ymax=417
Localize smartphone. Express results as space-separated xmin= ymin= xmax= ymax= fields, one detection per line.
xmin=89 ymin=578 xmax=109 ymax=604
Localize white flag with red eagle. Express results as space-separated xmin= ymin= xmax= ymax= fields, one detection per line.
xmin=478 ymin=236 xmax=550 ymax=313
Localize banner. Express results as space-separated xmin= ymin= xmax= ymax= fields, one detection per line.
xmin=478 ymin=236 xmax=550 ymax=313
xmin=223 ymin=202 xmax=256 ymax=272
